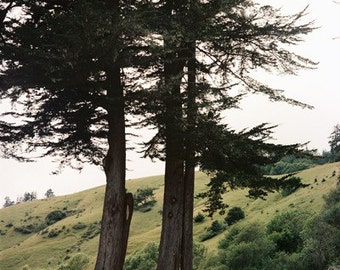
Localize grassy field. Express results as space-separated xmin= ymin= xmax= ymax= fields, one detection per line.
xmin=0 ymin=162 xmax=339 ymax=270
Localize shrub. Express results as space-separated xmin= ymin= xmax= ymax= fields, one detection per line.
xmin=14 ymin=223 xmax=45 ymax=234
xmin=58 ymin=253 xmax=89 ymax=270
xmin=194 ymin=212 xmax=205 ymax=223
xmin=72 ymin=222 xmax=87 ymax=230
xmin=124 ymin=242 xmax=206 ymax=270
xmin=200 ymin=220 xmax=226 ymax=242
xmin=134 ymin=188 xmax=157 ymax=211
xmin=217 ymin=223 xmax=276 ymax=270
xmin=124 ymin=242 xmax=158 ymax=270
xmin=267 ymin=210 xmax=311 ymax=253
xmin=45 ymin=210 xmax=66 ymax=225
xmin=280 ymin=177 xmax=307 ymax=197
xmin=81 ymin=222 xmax=101 ymax=240
xmin=47 ymin=229 xmax=59 ymax=238
xmin=224 ymin=207 xmax=245 ymax=226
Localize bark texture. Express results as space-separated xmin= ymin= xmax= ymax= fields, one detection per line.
xmin=94 ymin=66 xmax=131 ymax=270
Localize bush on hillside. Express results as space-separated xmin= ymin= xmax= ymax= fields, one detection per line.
xmin=58 ymin=253 xmax=89 ymax=270
xmin=14 ymin=223 xmax=46 ymax=234
xmin=134 ymin=188 xmax=157 ymax=211
xmin=200 ymin=220 xmax=226 ymax=242
xmin=224 ymin=207 xmax=245 ymax=226
xmin=45 ymin=210 xmax=66 ymax=225
xmin=267 ymin=210 xmax=311 ymax=253
xmin=124 ymin=242 xmax=206 ymax=270
xmin=280 ymin=176 xmax=308 ymax=197
xmin=217 ymin=223 xmax=276 ymax=270
xmin=194 ymin=212 xmax=205 ymax=223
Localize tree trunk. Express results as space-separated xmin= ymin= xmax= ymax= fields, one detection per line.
xmin=156 ymin=36 xmax=186 ymax=270
xmin=95 ymin=66 xmax=132 ymax=270
xmin=181 ymin=40 xmax=196 ymax=270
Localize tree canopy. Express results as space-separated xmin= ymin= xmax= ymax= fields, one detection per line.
xmin=0 ymin=1 xmax=317 ymax=269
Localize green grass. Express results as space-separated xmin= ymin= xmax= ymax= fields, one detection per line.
xmin=0 ymin=162 xmax=339 ymax=270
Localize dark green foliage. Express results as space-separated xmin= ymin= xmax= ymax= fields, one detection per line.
xmin=124 ymin=242 xmax=206 ymax=270
xmin=124 ymin=243 xmax=158 ymax=270
xmin=194 ymin=212 xmax=205 ymax=223
xmin=328 ymin=124 xmax=340 ymax=162
xmin=280 ymin=176 xmax=308 ymax=197
xmin=212 ymin=188 xmax=340 ymax=270
xmin=200 ymin=220 xmax=226 ymax=242
xmin=217 ymin=223 xmax=276 ymax=270
xmin=267 ymin=211 xmax=311 ymax=253
xmin=14 ymin=223 xmax=46 ymax=234
xmin=224 ymin=207 xmax=245 ymax=226
xmin=133 ymin=188 xmax=157 ymax=211
xmin=262 ymin=155 xmax=315 ymax=175
xmin=45 ymin=210 xmax=67 ymax=225
xmin=196 ymin=124 xmax=313 ymax=217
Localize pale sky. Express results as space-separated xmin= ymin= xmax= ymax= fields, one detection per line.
xmin=0 ymin=0 xmax=339 ymax=204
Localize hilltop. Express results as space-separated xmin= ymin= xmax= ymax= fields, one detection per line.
xmin=0 ymin=162 xmax=339 ymax=270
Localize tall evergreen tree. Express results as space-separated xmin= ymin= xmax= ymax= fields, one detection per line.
xmin=0 ymin=1 xmax=146 ymax=268
xmin=136 ymin=1 xmax=316 ymax=269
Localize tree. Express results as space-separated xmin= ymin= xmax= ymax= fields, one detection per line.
xmin=0 ymin=1 xmax=317 ymax=269
xmin=44 ymin=189 xmax=55 ymax=198
xmin=3 ymin=196 xmax=14 ymax=207
xmin=137 ymin=1 xmax=316 ymax=269
xmin=0 ymin=1 xmax=145 ymax=268
xmin=328 ymin=124 xmax=340 ymax=161
xmin=23 ymin=191 xmax=37 ymax=202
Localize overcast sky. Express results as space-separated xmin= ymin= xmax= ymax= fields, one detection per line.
xmin=1 ymin=0 xmax=339 ymax=203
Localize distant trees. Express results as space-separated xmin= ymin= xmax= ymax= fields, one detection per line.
xmin=23 ymin=192 xmax=37 ymax=202
xmin=262 ymin=155 xmax=315 ymax=175
xmin=329 ymin=124 xmax=340 ymax=162
xmin=3 ymin=196 xmax=14 ymax=208
xmin=44 ymin=189 xmax=55 ymax=198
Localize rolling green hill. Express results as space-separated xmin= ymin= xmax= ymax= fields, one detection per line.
xmin=0 ymin=162 xmax=339 ymax=270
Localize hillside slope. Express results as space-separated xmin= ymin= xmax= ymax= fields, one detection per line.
xmin=0 ymin=162 xmax=339 ymax=270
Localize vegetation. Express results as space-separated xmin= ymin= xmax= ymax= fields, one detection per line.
xmin=224 ymin=207 xmax=245 ymax=226
xmin=45 ymin=189 xmax=55 ymax=199
xmin=0 ymin=163 xmax=339 ymax=270
xmin=3 ymin=197 xmax=14 ymax=208
xmin=193 ymin=213 xmax=205 ymax=223
xmin=133 ymin=188 xmax=157 ymax=212
xmin=262 ymin=155 xmax=315 ymax=175
xmin=329 ymin=124 xmax=340 ymax=162
xmin=45 ymin=210 xmax=67 ymax=226
xmin=0 ymin=0 xmax=318 ymax=268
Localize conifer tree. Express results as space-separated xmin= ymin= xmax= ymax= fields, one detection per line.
xmin=0 ymin=1 xmax=146 ymax=268
xmin=136 ymin=1 xmax=316 ymax=269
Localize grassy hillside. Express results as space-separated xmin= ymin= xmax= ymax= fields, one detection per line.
xmin=0 ymin=162 xmax=339 ymax=270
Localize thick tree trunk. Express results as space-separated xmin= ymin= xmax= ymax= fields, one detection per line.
xmin=95 ymin=66 xmax=132 ymax=270
xmin=156 ymin=35 xmax=186 ymax=269
xmin=181 ymin=41 xmax=196 ymax=270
